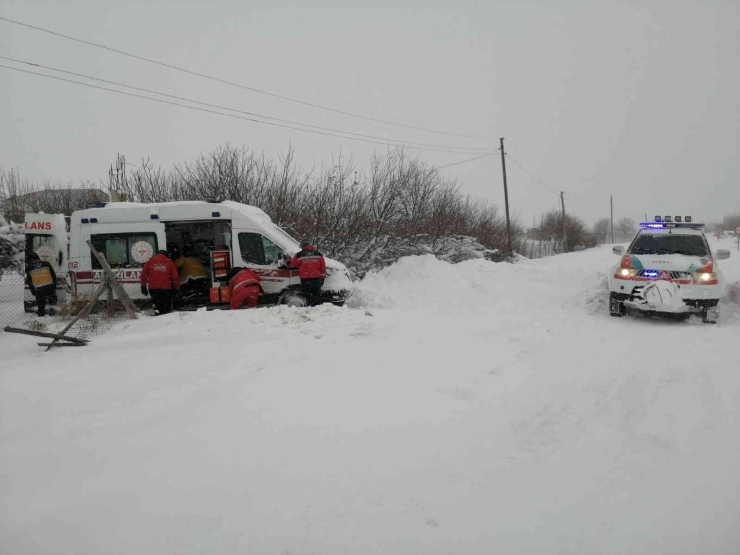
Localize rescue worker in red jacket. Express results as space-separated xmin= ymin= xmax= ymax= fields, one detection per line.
xmin=140 ymin=250 xmax=180 ymax=315
xmin=227 ymin=267 xmax=261 ymax=310
xmin=288 ymin=240 xmax=326 ymax=306
xmin=25 ymin=252 xmax=57 ymax=316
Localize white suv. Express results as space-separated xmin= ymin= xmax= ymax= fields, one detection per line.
xmin=608 ymin=218 xmax=730 ymax=323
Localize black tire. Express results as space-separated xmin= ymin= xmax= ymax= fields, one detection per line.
xmin=278 ymin=289 xmax=308 ymax=308
xmin=609 ymin=292 xmax=626 ymax=317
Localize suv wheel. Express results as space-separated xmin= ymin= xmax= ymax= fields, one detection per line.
xmin=278 ymin=290 xmax=307 ymax=308
xmin=609 ymin=292 xmax=626 ymax=317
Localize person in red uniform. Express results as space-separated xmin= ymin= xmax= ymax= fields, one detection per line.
xmin=140 ymin=250 xmax=180 ymax=315
xmin=227 ymin=267 xmax=261 ymax=309
xmin=288 ymin=240 xmax=326 ymax=307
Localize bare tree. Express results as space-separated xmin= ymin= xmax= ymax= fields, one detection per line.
xmin=721 ymin=213 xmax=740 ymax=231
xmin=4 ymin=144 xmax=532 ymax=274
xmin=615 ymin=217 xmax=637 ymax=238
xmin=593 ymin=218 xmax=610 ymax=239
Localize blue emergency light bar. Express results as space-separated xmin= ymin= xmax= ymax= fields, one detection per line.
xmin=640 ymin=222 xmax=705 ymax=229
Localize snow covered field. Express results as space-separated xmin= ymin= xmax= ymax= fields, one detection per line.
xmin=1 ymin=241 xmax=739 ymax=554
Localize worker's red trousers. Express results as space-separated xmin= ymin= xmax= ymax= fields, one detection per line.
xmin=230 ymin=284 xmax=260 ymax=310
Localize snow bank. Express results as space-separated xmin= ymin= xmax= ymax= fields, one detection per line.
xmin=348 ymin=254 xmax=519 ymax=311
xmin=326 ymin=234 xmax=503 ymax=279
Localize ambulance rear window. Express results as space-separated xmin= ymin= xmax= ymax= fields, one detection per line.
xmin=25 ymin=234 xmax=57 ymax=261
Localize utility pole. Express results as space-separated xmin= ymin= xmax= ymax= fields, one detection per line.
xmin=108 ymin=153 xmax=127 ymax=202
xmin=610 ymin=195 xmax=614 ymax=244
xmin=499 ymin=138 xmax=513 ymax=254
xmin=561 ymin=191 xmax=568 ymax=253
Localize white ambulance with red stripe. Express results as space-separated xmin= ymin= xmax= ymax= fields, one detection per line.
xmin=67 ymin=200 xmax=352 ymax=307
xmin=608 ymin=216 xmax=730 ymax=323
xmin=23 ymin=213 xmax=69 ymax=312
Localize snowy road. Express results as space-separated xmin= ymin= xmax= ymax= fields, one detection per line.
xmin=1 ymin=243 xmax=739 ymax=553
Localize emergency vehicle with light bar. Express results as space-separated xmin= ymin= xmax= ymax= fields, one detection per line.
xmin=608 ymin=215 xmax=730 ymax=323
xmin=62 ymin=199 xmax=352 ymax=309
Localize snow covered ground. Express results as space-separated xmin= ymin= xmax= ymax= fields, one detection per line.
xmin=1 ymin=240 xmax=739 ymax=554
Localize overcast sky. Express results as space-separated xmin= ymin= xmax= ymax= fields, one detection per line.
xmin=1 ymin=0 xmax=738 ymax=226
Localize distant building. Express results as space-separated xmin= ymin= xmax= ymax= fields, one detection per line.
xmin=0 ymin=188 xmax=109 ymax=221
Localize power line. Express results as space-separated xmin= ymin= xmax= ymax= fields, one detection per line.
xmin=0 ymin=64 xmax=497 ymax=155
xmin=0 ymin=55 xmax=492 ymax=154
xmin=504 ymin=152 xmax=560 ymax=197
xmin=0 ymin=15 xmax=495 ymax=140
xmin=437 ymin=151 xmax=498 ymax=169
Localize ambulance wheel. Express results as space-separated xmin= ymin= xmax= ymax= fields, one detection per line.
xmin=279 ymin=290 xmax=307 ymax=308
xmin=609 ymin=292 xmax=626 ymax=317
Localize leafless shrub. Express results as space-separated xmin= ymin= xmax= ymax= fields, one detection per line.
xmin=5 ymin=145 xmax=529 ymax=272
xmin=533 ymin=210 xmax=597 ymax=252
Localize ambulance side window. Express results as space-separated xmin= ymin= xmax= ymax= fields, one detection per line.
xmin=239 ymin=233 xmax=265 ymax=265
xmin=262 ymin=237 xmax=281 ymax=266
xmin=90 ymin=233 xmax=157 ymax=269
xmin=238 ymin=233 xmax=282 ymax=266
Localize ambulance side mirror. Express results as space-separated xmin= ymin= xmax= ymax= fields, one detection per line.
xmin=716 ymin=249 xmax=731 ymax=260
xmin=613 ymin=246 xmax=625 ymax=255
xmin=277 ymin=255 xmax=287 ymax=269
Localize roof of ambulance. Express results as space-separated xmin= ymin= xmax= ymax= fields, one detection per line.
xmin=77 ymin=200 xmax=271 ymax=221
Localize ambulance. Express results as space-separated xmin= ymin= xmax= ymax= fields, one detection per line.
xmin=23 ymin=213 xmax=70 ymax=312
xmin=67 ymin=199 xmax=353 ymax=308
xmin=608 ymin=216 xmax=730 ymax=323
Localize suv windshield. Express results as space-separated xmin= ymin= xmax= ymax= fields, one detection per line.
xmin=630 ymin=233 xmax=708 ymax=257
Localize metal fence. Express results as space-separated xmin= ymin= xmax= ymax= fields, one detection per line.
xmin=519 ymin=239 xmax=559 ymax=259
xmin=0 ymin=269 xmax=131 ymax=341
xmin=596 ymin=234 xmax=632 ymax=245
xmin=0 ymin=270 xmax=27 ymax=330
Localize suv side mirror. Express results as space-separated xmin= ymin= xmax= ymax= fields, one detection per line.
xmin=716 ymin=249 xmax=731 ymax=260
xmin=613 ymin=246 xmax=625 ymax=255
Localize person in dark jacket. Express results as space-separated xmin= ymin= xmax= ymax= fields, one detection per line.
xmin=140 ymin=250 xmax=180 ymax=315
xmin=25 ymin=252 xmax=57 ymax=316
xmin=288 ymin=240 xmax=326 ymax=306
